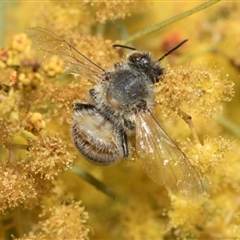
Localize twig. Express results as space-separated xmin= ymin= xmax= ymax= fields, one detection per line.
xmin=177 ymin=109 xmax=201 ymax=145
xmin=217 ymin=115 xmax=240 ymax=139
xmin=71 ymin=165 xmax=116 ymax=199
xmin=124 ymin=0 xmax=221 ymax=44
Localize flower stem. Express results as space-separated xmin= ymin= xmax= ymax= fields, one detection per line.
xmin=124 ymin=0 xmax=221 ymax=44
xmin=217 ymin=115 xmax=240 ymax=139
xmin=71 ymin=165 xmax=116 ymax=199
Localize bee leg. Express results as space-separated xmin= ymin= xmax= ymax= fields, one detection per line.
xmin=119 ymin=128 xmax=129 ymax=158
xmin=72 ymin=101 xmax=95 ymax=111
xmin=177 ymin=109 xmax=201 ymax=145
xmin=89 ymin=88 xmax=96 ymax=100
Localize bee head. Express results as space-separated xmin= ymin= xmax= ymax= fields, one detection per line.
xmin=128 ymin=52 xmax=164 ymax=84
xmin=112 ymin=39 xmax=188 ymax=84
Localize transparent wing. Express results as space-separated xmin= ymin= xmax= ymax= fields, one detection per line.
xmin=27 ymin=27 xmax=105 ymax=82
xmin=135 ymin=111 xmax=203 ymax=198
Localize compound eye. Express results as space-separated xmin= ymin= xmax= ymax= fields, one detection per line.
xmin=129 ymin=52 xmax=141 ymax=63
xmin=141 ymin=57 xmax=148 ymax=64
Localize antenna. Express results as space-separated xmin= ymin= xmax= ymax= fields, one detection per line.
xmin=156 ymin=39 xmax=188 ymax=62
xmin=112 ymin=44 xmax=136 ymax=51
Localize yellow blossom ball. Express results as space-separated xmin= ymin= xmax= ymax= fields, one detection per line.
xmin=19 ymin=72 xmax=32 ymax=86
xmin=10 ymin=33 xmax=31 ymax=53
xmin=42 ymin=55 xmax=64 ymax=77
xmin=26 ymin=112 xmax=46 ymax=132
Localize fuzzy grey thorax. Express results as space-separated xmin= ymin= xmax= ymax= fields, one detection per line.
xmin=89 ymin=60 xmax=155 ymax=131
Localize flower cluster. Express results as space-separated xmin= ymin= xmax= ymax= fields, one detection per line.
xmin=39 ymin=200 xmax=90 ymax=240
xmin=85 ymin=0 xmax=138 ymax=23
xmin=155 ymin=65 xmax=234 ymax=118
xmin=17 ymin=71 xmax=42 ymax=91
xmin=0 ymin=25 xmax=76 ymax=236
xmin=24 ymin=112 xmax=46 ymax=133
xmin=0 ymin=33 xmax=43 ymax=96
xmin=15 ymin=200 xmax=90 ymax=240
xmin=1 ymin=33 xmax=35 ymax=69
xmin=25 ymin=134 xmax=74 ymax=180
xmin=0 ymin=162 xmax=37 ymax=213
xmin=1 ymin=1 xmax=240 ymax=239
xmin=41 ymin=55 xmax=64 ymax=78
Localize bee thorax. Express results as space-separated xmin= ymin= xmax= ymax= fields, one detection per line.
xmin=106 ymin=94 xmax=125 ymax=110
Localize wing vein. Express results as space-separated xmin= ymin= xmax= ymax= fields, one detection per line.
xmin=136 ymin=111 xmax=203 ymax=198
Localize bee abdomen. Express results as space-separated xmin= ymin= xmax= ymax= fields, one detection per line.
xmin=71 ymin=102 xmax=126 ymax=165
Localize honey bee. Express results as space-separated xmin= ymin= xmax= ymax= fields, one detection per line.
xmin=27 ymin=27 xmax=203 ymax=197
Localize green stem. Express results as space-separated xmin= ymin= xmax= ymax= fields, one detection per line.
xmin=71 ymin=165 xmax=116 ymax=199
xmin=217 ymin=115 xmax=240 ymax=139
xmin=124 ymin=0 xmax=221 ymax=44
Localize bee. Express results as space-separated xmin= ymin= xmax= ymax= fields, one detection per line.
xmin=27 ymin=27 xmax=203 ymax=197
